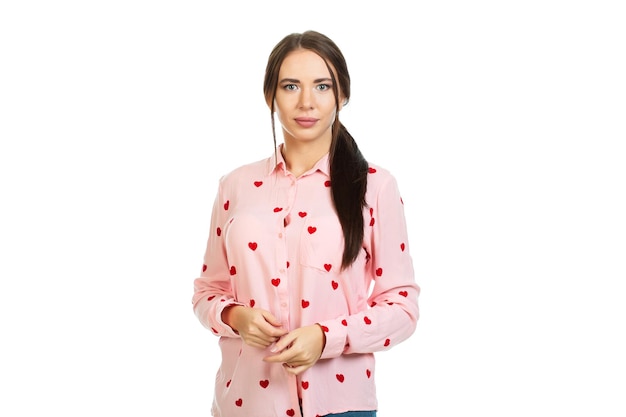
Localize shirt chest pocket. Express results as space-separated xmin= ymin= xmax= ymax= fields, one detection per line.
xmin=299 ymin=214 xmax=344 ymax=273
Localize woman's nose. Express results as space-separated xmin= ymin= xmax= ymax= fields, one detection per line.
xmin=298 ymin=89 xmax=313 ymax=109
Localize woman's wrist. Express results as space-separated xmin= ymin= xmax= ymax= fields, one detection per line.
xmin=315 ymin=323 xmax=327 ymax=351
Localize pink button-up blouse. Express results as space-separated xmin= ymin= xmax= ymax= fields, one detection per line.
xmin=192 ymin=147 xmax=420 ymax=417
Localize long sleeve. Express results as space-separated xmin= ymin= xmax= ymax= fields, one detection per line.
xmin=319 ymin=171 xmax=420 ymax=358
xmin=192 ymin=178 xmax=242 ymax=338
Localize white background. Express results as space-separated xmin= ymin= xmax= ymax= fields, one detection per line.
xmin=1 ymin=1 xmax=625 ymax=416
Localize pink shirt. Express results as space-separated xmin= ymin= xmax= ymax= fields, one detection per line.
xmin=192 ymin=148 xmax=420 ymax=417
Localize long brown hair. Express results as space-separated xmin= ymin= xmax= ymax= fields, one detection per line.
xmin=263 ymin=30 xmax=369 ymax=270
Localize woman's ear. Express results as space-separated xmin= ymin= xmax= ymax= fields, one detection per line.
xmin=338 ymin=96 xmax=348 ymax=111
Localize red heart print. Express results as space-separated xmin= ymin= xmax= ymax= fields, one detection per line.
xmin=286 ymin=261 xmax=290 ymax=268
xmin=307 ymin=226 xmax=317 ymax=234
xmin=301 ymin=381 xmax=309 ymax=389
xmin=271 ymin=278 xmax=280 ymax=287
xmin=336 ymin=374 xmax=345 ymax=383
xmin=301 ymin=299 xmax=310 ymax=308
xmin=235 ymin=398 xmax=242 ymax=407
xmin=207 ymin=295 xmax=215 ymax=301
xmin=399 ymin=290 xmax=408 ymax=297
xmin=364 ymin=316 xmax=372 ymax=325
xmin=370 ymin=207 xmax=374 ymax=216
xmin=259 ymin=380 xmax=269 ymax=388
xmin=202 ymin=264 xmax=207 ymax=272
xmin=248 ymin=242 xmax=257 ymax=250
xmin=298 ymin=211 xmax=307 ymax=217
xmin=273 ymin=207 xmax=283 ymax=212
xmin=376 ymin=268 xmax=383 ymax=276
xmin=384 ymin=338 xmax=391 ymax=347
xmin=366 ymin=369 xmax=371 ymax=378
xmin=223 ymin=200 xmax=229 ymax=210
xmin=216 ymin=227 xmax=222 ymax=236
xmin=324 ymin=180 xmax=331 ymax=187
xmin=286 ymin=410 xmax=295 ymax=417
xmin=331 ymin=281 xmax=338 ymax=290
xmin=226 ymin=379 xmax=231 ymax=387
xmin=249 ymin=299 xmax=255 ymax=307
xmin=368 ymin=167 xmax=377 ymax=173
xmin=341 ymin=319 xmax=347 ymax=326
xmin=370 ymin=218 xmax=375 ymax=226
xmin=400 ymin=242 xmax=405 ymax=251
xmin=229 ymin=266 xmax=236 ymax=275
xmin=321 ymin=325 xmax=329 ymax=332
xmin=324 ymin=263 xmax=332 ymax=271
xmin=211 ymin=327 xmax=217 ymax=333
xmin=254 ymin=181 xmax=263 ymax=187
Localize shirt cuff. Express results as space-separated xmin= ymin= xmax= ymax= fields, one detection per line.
xmin=215 ymin=300 xmax=245 ymax=338
xmin=318 ymin=317 xmax=348 ymax=359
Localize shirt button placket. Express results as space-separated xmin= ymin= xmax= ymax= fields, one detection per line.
xmin=276 ymin=228 xmax=290 ymax=327
xmin=275 ymin=181 xmax=292 ymax=328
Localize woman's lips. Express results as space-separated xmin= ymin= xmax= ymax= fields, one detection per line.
xmin=295 ymin=117 xmax=318 ymax=128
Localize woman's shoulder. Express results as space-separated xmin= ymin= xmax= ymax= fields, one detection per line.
xmin=219 ymin=155 xmax=272 ymax=186
xmin=366 ymin=161 xmax=396 ymax=185
xmin=365 ymin=160 xmax=408 ymax=199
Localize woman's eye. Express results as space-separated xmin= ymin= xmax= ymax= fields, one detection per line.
xmin=284 ymin=84 xmax=297 ymax=91
xmin=317 ymin=84 xmax=331 ymax=91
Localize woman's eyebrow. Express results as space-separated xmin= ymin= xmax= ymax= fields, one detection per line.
xmin=279 ymin=77 xmax=333 ymax=84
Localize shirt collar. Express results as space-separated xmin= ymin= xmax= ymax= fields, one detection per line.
xmin=267 ymin=144 xmax=285 ymax=176
xmin=266 ymin=144 xmax=330 ymax=178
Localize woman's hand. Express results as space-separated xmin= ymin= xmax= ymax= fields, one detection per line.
xmin=222 ymin=305 xmax=287 ymax=348
xmin=263 ymin=324 xmax=326 ymax=375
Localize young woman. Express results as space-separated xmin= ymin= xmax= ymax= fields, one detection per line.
xmin=192 ymin=30 xmax=420 ymax=417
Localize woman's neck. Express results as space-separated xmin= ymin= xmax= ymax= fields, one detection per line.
xmin=281 ymin=139 xmax=330 ymax=178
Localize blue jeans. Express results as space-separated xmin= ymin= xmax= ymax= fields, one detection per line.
xmin=322 ymin=412 xmax=376 ymax=417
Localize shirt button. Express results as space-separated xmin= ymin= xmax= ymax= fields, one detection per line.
xmin=279 ymin=268 xmax=286 ymax=273
xmin=278 ymin=233 xmax=283 ymax=238
xmin=281 ymin=302 xmax=288 ymax=308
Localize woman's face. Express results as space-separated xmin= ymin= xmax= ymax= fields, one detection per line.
xmin=274 ymin=49 xmax=344 ymax=146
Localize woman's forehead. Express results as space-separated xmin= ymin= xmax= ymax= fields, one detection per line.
xmin=279 ymin=49 xmax=334 ymax=79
